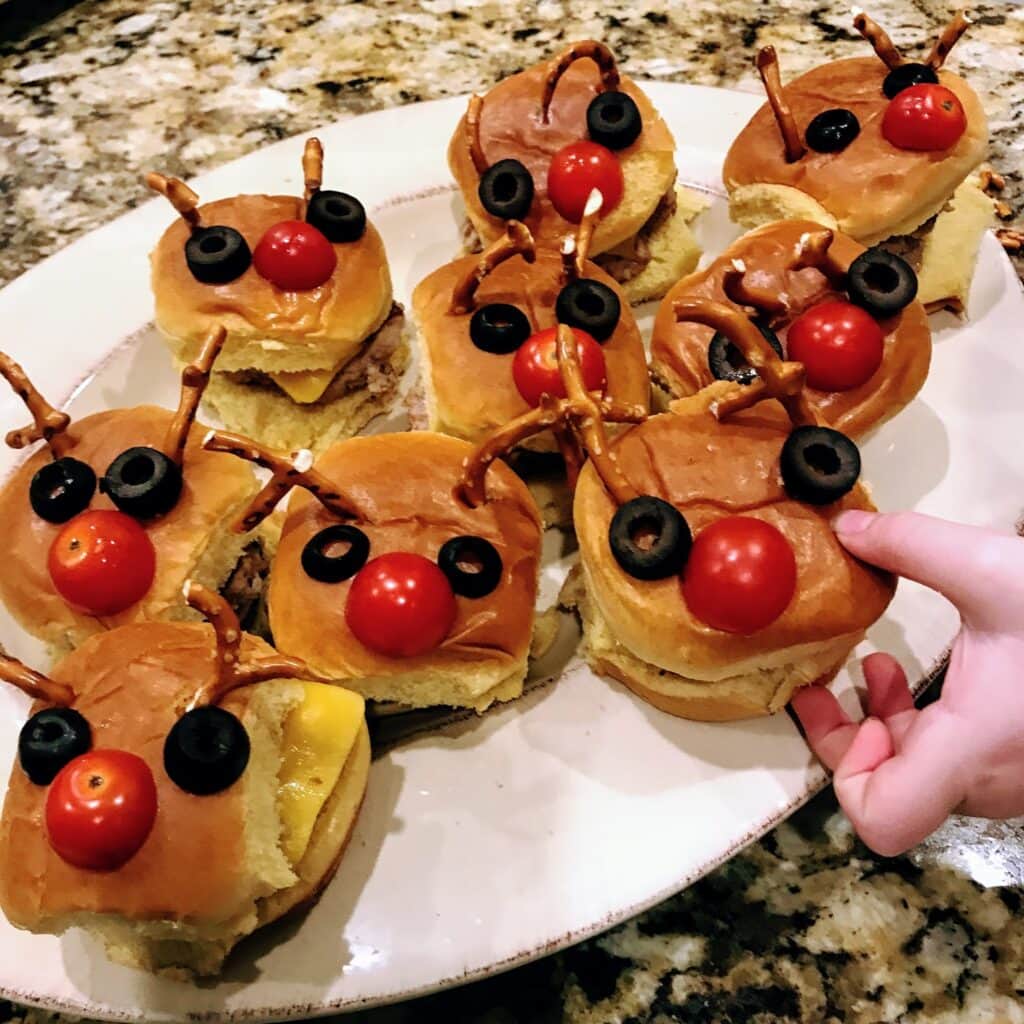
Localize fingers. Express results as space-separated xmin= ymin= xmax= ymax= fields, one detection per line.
xmin=791 ymin=686 xmax=858 ymax=770
xmin=833 ymin=511 xmax=1024 ymax=632
xmin=862 ymin=652 xmax=914 ymax=718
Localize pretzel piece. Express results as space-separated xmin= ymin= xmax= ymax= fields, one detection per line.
xmin=926 ymin=10 xmax=971 ymax=69
xmin=449 ymin=221 xmax=536 ymax=314
xmin=162 ymin=325 xmax=226 ymax=466
xmin=302 ymin=137 xmax=324 ymax=206
xmin=0 ymin=653 xmax=74 ymax=706
xmin=202 ymin=431 xmax=360 ymax=531
xmin=466 ymin=94 xmax=488 ymax=175
xmin=755 ymin=47 xmax=806 ymax=163
xmin=541 ymin=41 xmax=620 ymax=124
xmin=852 ymin=9 xmax=904 ymax=69
xmin=0 ymin=352 xmax=71 ymax=457
xmin=145 ymin=172 xmax=202 ymax=230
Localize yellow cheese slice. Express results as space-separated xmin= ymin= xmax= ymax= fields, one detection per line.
xmin=278 ymin=683 xmax=365 ymax=865
xmin=268 ymin=366 xmax=339 ymax=404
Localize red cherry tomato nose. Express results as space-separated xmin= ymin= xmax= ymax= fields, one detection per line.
xmin=682 ymin=516 xmax=797 ymax=635
xmin=512 ymin=326 xmax=607 ymax=408
xmin=345 ymin=553 xmax=457 ymax=658
xmin=48 ymin=509 xmax=156 ymax=617
xmin=46 ymin=750 xmax=158 ymax=871
xmin=786 ymin=300 xmax=885 ymax=392
xmin=547 ymin=141 xmax=624 ymax=223
xmin=253 ymin=219 xmax=337 ymax=291
xmin=882 ymin=84 xmax=966 ymax=151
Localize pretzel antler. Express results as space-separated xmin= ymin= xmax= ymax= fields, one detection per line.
xmin=183 ymin=582 xmax=318 ymax=712
xmin=926 ymin=10 xmax=971 ymax=69
xmin=0 ymin=352 xmax=72 ymax=458
xmin=145 ymin=172 xmax=202 ymax=231
xmin=203 ymin=430 xmax=361 ymax=532
xmin=561 ymin=189 xmax=605 ymax=283
xmin=458 ymin=325 xmax=645 ymax=507
xmin=722 ymin=228 xmax=848 ymax=319
xmin=673 ymin=299 xmax=820 ymax=427
xmin=852 ymin=9 xmax=904 ymax=69
xmin=162 ymin=325 xmax=226 ymax=467
xmin=0 ymin=653 xmax=74 ymax=706
xmin=302 ymin=137 xmax=324 ymax=208
xmin=466 ymin=94 xmax=488 ymax=175
xmin=450 ymin=221 xmax=536 ymax=314
xmin=541 ymin=41 xmax=620 ymax=124
xmin=755 ymin=47 xmax=806 ymax=163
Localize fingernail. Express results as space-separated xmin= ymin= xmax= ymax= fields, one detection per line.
xmin=832 ymin=510 xmax=876 ymax=535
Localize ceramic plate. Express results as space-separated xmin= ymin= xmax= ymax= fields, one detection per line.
xmin=0 ymin=83 xmax=1020 ymax=1022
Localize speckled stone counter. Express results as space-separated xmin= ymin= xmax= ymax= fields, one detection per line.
xmin=2 ymin=2 xmax=1023 ymax=1022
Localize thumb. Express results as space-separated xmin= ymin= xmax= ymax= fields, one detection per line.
xmin=833 ymin=511 xmax=1024 ymax=632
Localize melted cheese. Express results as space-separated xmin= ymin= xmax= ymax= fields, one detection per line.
xmin=268 ymin=366 xmax=340 ymax=404
xmin=278 ymin=683 xmax=365 ymax=865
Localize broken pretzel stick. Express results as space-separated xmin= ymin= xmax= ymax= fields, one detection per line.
xmin=145 ymin=172 xmax=202 ymax=231
xmin=449 ymin=220 xmax=536 ymax=314
xmin=756 ymin=47 xmax=806 ymax=163
xmin=466 ymin=94 xmax=488 ymax=176
xmin=925 ymin=9 xmax=971 ymax=69
xmin=852 ymin=8 xmax=904 ymax=69
xmin=302 ymin=137 xmax=324 ymax=208
xmin=541 ymin=41 xmax=620 ymax=124
xmin=0 ymin=352 xmax=72 ymax=457
xmin=0 ymin=653 xmax=74 ymax=706
xmin=162 ymin=324 xmax=227 ymax=466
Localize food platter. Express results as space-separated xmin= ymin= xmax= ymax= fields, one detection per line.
xmin=0 ymin=82 xmax=1021 ymax=1021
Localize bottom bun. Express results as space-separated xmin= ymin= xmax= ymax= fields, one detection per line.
xmin=567 ymin=566 xmax=855 ymax=722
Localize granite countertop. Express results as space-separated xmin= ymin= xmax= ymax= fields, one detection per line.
xmin=1 ymin=2 xmax=1023 ymax=1022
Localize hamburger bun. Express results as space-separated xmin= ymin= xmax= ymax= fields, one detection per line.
xmin=572 ymin=386 xmax=896 ymax=720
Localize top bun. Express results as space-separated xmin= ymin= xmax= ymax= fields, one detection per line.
xmin=449 ymin=44 xmax=676 ymax=254
xmin=723 ymin=58 xmax=987 ymax=244
xmin=150 ymin=194 xmax=393 ymax=374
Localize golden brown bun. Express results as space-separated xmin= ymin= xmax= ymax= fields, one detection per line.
xmin=411 ymin=249 xmax=650 ymax=448
xmin=269 ymin=432 xmax=543 ymax=711
xmin=151 ymin=195 xmax=393 ymax=373
xmin=723 ymin=58 xmax=988 ymax=245
xmin=448 ymin=54 xmax=676 ymax=254
xmin=0 ymin=622 xmax=369 ymax=977
xmin=0 ymin=408 xmax=258 ymax=654
xmin=650 ymin=220 xmax=932 ymax=437
xmin=573 ymin=386 xmax=896 ymax=711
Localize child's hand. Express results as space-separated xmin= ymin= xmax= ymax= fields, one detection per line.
xmin=791 ymin=511 xmax=1024 ymax=856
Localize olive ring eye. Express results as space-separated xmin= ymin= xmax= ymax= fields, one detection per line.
xmin=164 ymin=706 xmax=250 ymax=796
xmin=101 ymin=446 xmax=183 ymax=520
xmin=438 ymin=535 xmax=503 ymax=598
xmin=185 ymin=225 xmax=252 ymax=284
xmin=555 ymin=279 xmax=621 ymax=343
xmin=469 ymin=303 xmax=532 ymax=355
xmin=29 ymin=457 xmax=96 ymax=524
xmin=18 ymin=707 xmax=92 ymax=785
xmin=306 ymin=190 xmax=366 ymax=243
xmin=586 ymin=91 xmax=643 ymax=150
xmin=780 ymin=425 xmax=861 ymax=505
xmin=301 ymin=525 xmax=370 ymax=583
xmin=708 ymin=323 xmax=783 ymax=385
xmin=478 ymin=159 xmax=534 ymax=221
xmin=805 ymin=108 xmax=860 ymax=153
xmin=609 ymin=496 xmax=692 ymax=581
xmin=846 ymin=247 xmax=918 ymax=319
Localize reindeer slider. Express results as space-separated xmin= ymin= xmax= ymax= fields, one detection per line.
xmin=0 ymin=337 xmax=264 ymax=655
xmin=572 ymin=299 xmax=896 ymax=721
xmin=651 ymin=220 xmax=932 ymax=436
xmin=147 ymin=138 xmax=408 ymax=454
xmin=203 ymin=425 xmax=544 ymax=713
xmin=723 ymin=10 xmax=991 ymax=314
xmin=411 ymin=201 xmax=649 ymax=464
xmin=0 ymin=583 xmax=370 ymax=977
xmin=448 ymin=40 xmax=705 ymax=303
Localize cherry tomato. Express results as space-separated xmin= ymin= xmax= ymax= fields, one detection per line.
xmin=252 ymin=220 xmax=337 ymax=291
xmin=682 ymin=516 xmax=797 ymax=635
xmin=882 ymin=84 xmax=966 ymax=151
xmin=547 ymin=141 xmax=624 ymax=223
xmin=345 ymin=552 xmax=456 ymax=658
xmin=48 ymin=510 xmax=156 ymax=617
xmin=512 ymin=326 xmax=607 ymax=407
xmin=786 ymin=300 xmax=885 ymax=392
xmin=46 ymin=749 xmax=158 ymax=871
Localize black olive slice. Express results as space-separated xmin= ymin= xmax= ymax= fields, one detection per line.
xmin=164 ymin=706 xmax=250 ymax=796
xmin=469 ymin=303 xmax=532 ymax=355
xmin=18 ymin=707 xmax=92 ymax=785
xmin=708 ymin=322 xmax=784 ymax=385
xmin=101 ymin=446 xmax=183 ymax=520
xmin=555 ymin=279 xmax=621 ymax=343
xmin=805 ymin=109 xmax=861 ymax=153
xmin=609 ymin=496 xmax=692 ymax=581
xmin=478 ymin=159 xmax=534 ymax=221
xmin=29 ymin=457 xmax=96 ymax=524
xmin=301 ymin=524 xmax=370 ymax=583
xmin=184 ymin=225 xmax=252 ymax=285
xmin=438 ymin=535 xmax=503 ymax=598
xmin=883 ymin=62 xmax=939 ymax=99
xmin=780 ymin=426 xmax=861 ymax=505
xmin=586 ymin=90 xmax=643 ymax=150
xmin=306 ymin=190 xmax=367 ymax=243
xmin=846 ymin=247 xmax=918 ymax=318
